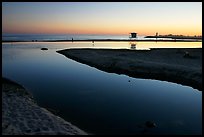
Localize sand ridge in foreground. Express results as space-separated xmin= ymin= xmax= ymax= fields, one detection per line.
xmin=2 ymin=78 xmax=87 ymax=135
xmin=57 ymin=48 xmax=202 ymax=91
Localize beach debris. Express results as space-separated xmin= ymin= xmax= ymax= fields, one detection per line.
xmin=41 ymin=48 xmax=48 ymax=50
xmin=183 ymin=51 xmax=198 ymax=59
xmin=183 ymin=51 xmax=190 ymax=58
xmin=145 ymin=121 xmax=156 ymax=128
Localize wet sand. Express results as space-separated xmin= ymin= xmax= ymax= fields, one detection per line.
xmin=57 ymin=48 xmax=202 ymax=91
xmin=2 ymin=78 xmax=87 ymax=135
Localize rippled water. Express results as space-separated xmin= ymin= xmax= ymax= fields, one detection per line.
xmin=2 ymin=42 xmax=202 ymax=135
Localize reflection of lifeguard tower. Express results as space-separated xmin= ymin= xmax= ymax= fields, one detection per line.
xmin=130 ymin=43 xmax=136 ymax=49
xmin=129 ymin=32 xmax=137 ymax=40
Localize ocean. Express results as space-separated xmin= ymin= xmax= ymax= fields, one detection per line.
xmin=2 ymin=34 xmax=171 ymax=41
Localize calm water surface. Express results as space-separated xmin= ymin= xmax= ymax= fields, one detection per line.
xmin=2 ymin=42 xmax=202 ymax=134
xmin=2 ymin=34 xmax=172 ymax=41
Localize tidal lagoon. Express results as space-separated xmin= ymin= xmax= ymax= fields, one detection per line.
xmin=2 ymin=41 xmax=202 ymax=135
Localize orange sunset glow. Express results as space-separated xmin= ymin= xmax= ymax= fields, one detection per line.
xmin=2 ymin=2 xmax=202 ymax=36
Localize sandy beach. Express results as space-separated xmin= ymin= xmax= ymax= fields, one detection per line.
xmin=2 ymin=78 xmax=87 ymax=135
xmin=57 ymin=48 xmax=202 ymax=91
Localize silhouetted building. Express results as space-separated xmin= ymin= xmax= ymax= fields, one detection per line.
xmin=129 ymin=32 xmax=137 ymax=39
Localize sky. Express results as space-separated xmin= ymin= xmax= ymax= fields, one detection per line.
xmin=2 ymin=2 xmax=202 ymax=36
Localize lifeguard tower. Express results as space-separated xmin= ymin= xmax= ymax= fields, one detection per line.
xmin=129 ymin=32 xmax=137 ymax=40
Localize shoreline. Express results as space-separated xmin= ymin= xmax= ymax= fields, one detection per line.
xmin=2 ymin=39 xmax=202 ymax=43
xmin=2 ymin=77 xmax=88 ymax=135
xmin=145 ymin=35 xmax=202 ymax=40
xmin=57 ymin=48 xmax=202 ymax=91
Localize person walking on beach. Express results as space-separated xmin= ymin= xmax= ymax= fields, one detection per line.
xmin=72 ymin=38 xmax=74 ymax=42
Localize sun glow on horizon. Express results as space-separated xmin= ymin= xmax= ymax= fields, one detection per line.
xmin=2 ymin=2 xmax=202 ymax=36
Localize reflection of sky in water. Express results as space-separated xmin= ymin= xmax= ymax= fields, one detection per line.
xmin=3 ymin=41 xmax=202 ymax=50
xmin=2 ymin=43 xmax=202 ymax=134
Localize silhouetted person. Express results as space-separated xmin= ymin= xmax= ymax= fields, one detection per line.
xmin=72 ymin=38 xmax=74 ymax=42
xmin=156 ymin=32 xmax=158 ymax=42
xmin=92 ymin=40 xmax=94 ymax=43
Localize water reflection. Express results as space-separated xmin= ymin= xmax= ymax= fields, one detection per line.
xmin=2 ymin=41 xmax=202 ymax=50
xmin=2 ymin=42 xmax=202 ymax=135
xmin=129 ymin=42 xmax=137 ymax=50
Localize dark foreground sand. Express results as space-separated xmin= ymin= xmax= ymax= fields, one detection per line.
xmin=57 ymin=48 xmax=202 ymax=91
xmin=2 ymin=78 xmax=87 ymax=135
